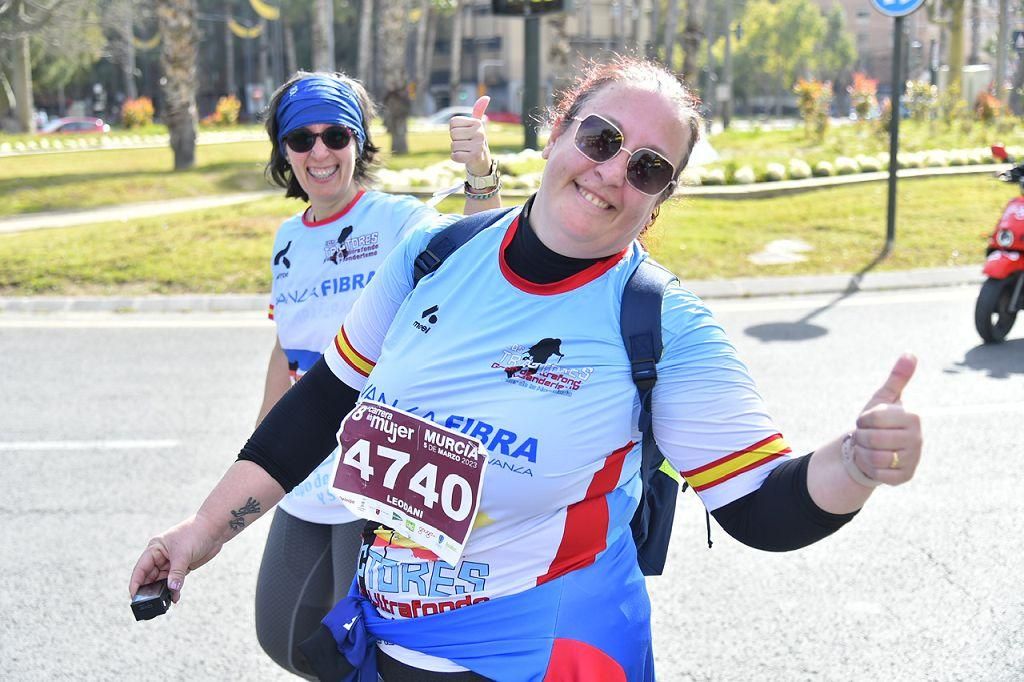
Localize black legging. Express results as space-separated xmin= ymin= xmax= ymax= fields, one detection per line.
xmin=254 ymin=508 xmax=364 ymax=679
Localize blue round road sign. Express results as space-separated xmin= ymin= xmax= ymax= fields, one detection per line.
xmin=869 ymin=0 xmax=925 ymax=17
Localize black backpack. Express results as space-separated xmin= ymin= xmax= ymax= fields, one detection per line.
xmin=412 ymin=207 xmax=687 ymax=576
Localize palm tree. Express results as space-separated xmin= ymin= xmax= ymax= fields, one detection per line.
xmin=358 ymin=0 xmax=374 ymax=84
xmin=449 ymin=0 xmax=464 ymax=106
xmin=156 ymin=0 xmax=199 ymax=170
xmin=380 ymin=0 xmax=412 ymax=154
xmin=663 ymin=0 xmax=680 ymax=69
xmin=312 ymin=0 xmax=335 ymax=72
xmin=681 ymin=0 xmax=702 ymax=85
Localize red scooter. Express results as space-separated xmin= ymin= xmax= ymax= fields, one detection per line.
xmin=975 ymin=144 xmax=1024 ymax=343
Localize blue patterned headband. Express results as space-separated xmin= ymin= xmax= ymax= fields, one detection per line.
xmin=276 ymin=76 xmax=366 ymax=153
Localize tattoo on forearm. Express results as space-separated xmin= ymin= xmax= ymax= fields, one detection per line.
xmin=228 ymin=497 xmax=262 ymax=532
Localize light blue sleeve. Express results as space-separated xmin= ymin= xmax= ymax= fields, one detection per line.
xmin=652 ymin=282 xmax=789 ymax=511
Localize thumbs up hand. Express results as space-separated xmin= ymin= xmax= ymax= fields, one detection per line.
xmin=449 ymin=95 xmax=493 ymax=177
xmin=847 ymin=353 xmax=923 ymax=486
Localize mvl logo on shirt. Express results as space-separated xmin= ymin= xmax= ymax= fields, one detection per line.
xmin=413 ymin=305 xmax=439 ymax=334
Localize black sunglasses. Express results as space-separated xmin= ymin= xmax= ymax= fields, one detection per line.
xmin=283 ymin=126 xmax=353 ymax=154
xmin=572 ymin=114 xmax=677 ymax=196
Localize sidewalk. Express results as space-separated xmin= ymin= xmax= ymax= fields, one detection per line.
xmin=0 ymin=265 xmax=983 ymax=314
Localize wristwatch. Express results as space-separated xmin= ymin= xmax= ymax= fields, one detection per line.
xmin=840 ymin=432 xmax=881 ymax=488
xmin=466 ymin=160 xmax=500 ymax=191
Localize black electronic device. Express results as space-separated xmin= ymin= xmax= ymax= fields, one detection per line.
xmin=131 ymin=579 xmax=172 ymax=621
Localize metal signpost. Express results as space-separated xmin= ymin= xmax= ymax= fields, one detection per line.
xmin=870 ymin=0 xmax=926 ymax=253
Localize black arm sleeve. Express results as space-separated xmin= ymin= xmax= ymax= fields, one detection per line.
xmin=237 ymin=357 xmax=360 ymax=493
xmin=710 ymin=453 xmax=858 ymax=552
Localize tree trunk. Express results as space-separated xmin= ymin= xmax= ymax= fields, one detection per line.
xmin=449 ymin=0 xmax=464 ymax=106
xmin=122 ymin=5 xmax=138 ymax=99
xmin=358 ymin=0 xmax=374 ymax=83
xmin=424 ymin=8 xmax=438 ymax=108
xmin=257 ymin=19 xmax=269 ymax=87
xmin=157 ymin=0 xmax=198 ymax=171
xmin=968 ymin=0 xmax=979 ymax=65
xmin=947 ymin=0 xmax=965 ymax=99
xmin=581 ymin=0 xmax=592 ymax=59
xmin=414 ymin=0 xmax=430 ymax=114
xmin=225 ymin=13 xmax=236 ymax=96
xmin=312 ymin=0 xmax=335 ymax=72
xmin=681 ymin=0 xmax=702 ymax=85
xmin=663 ymin=0 xmax=680 ymax=70
xmin=1010 ymin=47 xmax=1024 ymax=115
xmin=381 ymin=0 xmax=411 ymax=155
xmin=12 ymin=34 xmax=35 ymax=133
xmin=648 ymin=0 xmax=659 ymax=60
xmin=283 ymin=19 xmax=297 ymax=78
xmin=548 ymin=12 xmax=570 ymax=89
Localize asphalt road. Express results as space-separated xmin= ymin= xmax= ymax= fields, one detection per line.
xmin=1 ymin=284 xmax=1021 ymax=681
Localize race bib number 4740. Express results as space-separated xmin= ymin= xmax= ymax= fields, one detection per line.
xmin=330 ymin=402 xmax=488 ymax=565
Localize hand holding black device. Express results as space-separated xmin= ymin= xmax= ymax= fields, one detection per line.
xmin=131 ymin=579 xmax=172 ymax=621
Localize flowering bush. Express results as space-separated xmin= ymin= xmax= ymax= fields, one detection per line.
xmin=121 ymin=97 xmax=155 ymax=128
xmin=848 ymin=73 xmax=878 ymax=121
xmin=203 ymin=95 xmax=242 ymax=127
xmin=904 ymin=81 xmax=937 ymax=122
xmin=794 ymin=78 xmax=833 ymax=140
xmin=974 ymin=91 xmax=1002 ymax=123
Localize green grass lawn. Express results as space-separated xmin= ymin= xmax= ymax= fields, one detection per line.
xmin=0 ymin=175 xmax=1003 ymax=297
xmin=0 ymin=125 xmax=535 ymax=216
xmin=5 ymin=118 xmax=1019 ymax=217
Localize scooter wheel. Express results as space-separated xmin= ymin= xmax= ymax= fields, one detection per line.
xmin=974 ymin=277 xmax=1018 ymax=343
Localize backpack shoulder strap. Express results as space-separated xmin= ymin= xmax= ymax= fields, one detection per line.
xmin=412 ymin=206 xmax=518 ymax=286
xmin=620 ymin=257 xmax=677 ymax=432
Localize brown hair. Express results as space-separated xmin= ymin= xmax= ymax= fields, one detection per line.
xmin=547 ymin=56 xmax=703 ymax=203
xmin=262 ymin=71 xmax=382 ymax=201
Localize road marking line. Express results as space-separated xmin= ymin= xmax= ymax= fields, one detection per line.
xmin=0 ymin=439 xmax=179 ymax=451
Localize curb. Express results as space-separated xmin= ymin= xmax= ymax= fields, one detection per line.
xmin=0 ymin=267 xmax=984 ymax=314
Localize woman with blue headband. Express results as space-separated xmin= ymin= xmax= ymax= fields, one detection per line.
xmin=253 ymin=71 xmax=500 ymax=678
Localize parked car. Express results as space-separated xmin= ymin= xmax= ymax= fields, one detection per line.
xmin=425 ymin=106 xmax=477 ymax=125
xmin=39 ymin=117 xmax=110 ymax=134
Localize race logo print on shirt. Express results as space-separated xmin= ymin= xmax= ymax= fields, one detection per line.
xmin=331 ymin=402 xmax=489 ymax=566
xmin=492 ymin=337 xmax=594 ymax=397
xmin=324 ymin=227 xmax=380 ymax=264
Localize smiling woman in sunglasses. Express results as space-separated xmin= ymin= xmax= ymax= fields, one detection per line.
xmin=252 ymin=71 xmax=499 ymax=678
xmin=130 ymin=58 xmax=922 ymax=681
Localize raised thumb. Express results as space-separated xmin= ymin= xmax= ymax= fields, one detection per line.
xmin=472 ymin=95 xmax=490 ymax=120
xmin=866 ymin=353 xmax=917 ymax=409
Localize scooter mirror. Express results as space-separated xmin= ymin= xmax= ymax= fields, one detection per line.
xmin=991 ymin=144 xmax=1008 ymax=161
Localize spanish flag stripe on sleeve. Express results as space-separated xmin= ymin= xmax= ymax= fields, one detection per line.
xmin=682 ymin=433 xmax=791 ymax=492
xmin=267 ymin=303 xmax=275 ymax=321
xmin=333 ymin=326 xmax=375 ymax=377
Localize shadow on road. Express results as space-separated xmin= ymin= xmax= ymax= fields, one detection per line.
xmin=744 ymin=248 xmax=889 ymax=343
xmin=946 ymin=338 xmax=1024 ymax=379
